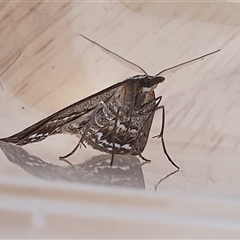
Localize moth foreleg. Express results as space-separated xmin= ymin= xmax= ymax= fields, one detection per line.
xmin=153 ymin=104 xmax=179 ymax=170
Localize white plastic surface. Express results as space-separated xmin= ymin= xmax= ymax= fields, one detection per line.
xmin=0 ymin=2 xmax=240 ymax=238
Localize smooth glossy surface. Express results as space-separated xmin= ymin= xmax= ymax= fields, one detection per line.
xmin=0 ymin=2 xmax=240 ymax=238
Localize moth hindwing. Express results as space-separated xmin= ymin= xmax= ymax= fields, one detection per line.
xmin=1 ymin=34 xmax=220 ymax=169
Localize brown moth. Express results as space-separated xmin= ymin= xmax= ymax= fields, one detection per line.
xmin=1 ymin=35 xmax=220 ymax=168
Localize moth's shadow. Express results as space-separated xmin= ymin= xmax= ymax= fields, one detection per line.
xmin=0 ymin=140 xmax=146 ymax=189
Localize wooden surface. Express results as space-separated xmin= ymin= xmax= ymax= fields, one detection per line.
xmin=0 ymin=1 xmax=240 ymax=238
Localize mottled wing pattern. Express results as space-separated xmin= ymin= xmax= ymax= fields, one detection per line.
xmin=125 ymin=96 xmax=157 ymax=155
xmin=1 ymin=81 xmax=127 ymax=145
xmin=130 ymin=92 xmax=158 ymax=151
xmin=85 ymin=88 xmax=158 ymax=156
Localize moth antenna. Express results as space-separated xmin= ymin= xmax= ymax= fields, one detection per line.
xmin=156 ymin=49 xmax=221 ymax=77
xmin=0 ymin=51 xmax=22 ymax=91
xmin=79 ymin=34 xmax=147 ymax=75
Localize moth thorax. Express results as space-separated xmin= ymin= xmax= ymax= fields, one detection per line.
xmin=142 ymin=84 xmax=157 ymax=93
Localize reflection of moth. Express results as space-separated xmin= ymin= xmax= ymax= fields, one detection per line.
xmin=0 ymin=141 xmax=145 ymax=189
xmin=1 ymin=34 xmax=220 ymax=168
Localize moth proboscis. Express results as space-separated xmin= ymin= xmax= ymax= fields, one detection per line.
xmin=0 ymin=35 xmax=220 ymax=169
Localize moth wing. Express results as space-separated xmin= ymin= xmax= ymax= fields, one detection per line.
xmin=1 ymin=81 xmax=126 ymax=145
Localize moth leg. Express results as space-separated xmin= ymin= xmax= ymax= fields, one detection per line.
xmin=139 ymin=153 xmax=151 ymax=163
xmin=141 ymin=96 xmax=162 ymax=113
xmin=59 ymin=129 xmax=88 ymax=159
xmin=59 ymin=140 xmax=82 ymax=159
xmin=110 ymin=107 xmax=121 ymax=166
xmin=97 ymin=101 xmax=121 ymax=166
xmin=134 ymin=97 xmax=163 ymax=163
xmin=153 ymin=105 xmax=179 ymax=170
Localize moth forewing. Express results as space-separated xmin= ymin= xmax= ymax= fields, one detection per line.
xmin=1 ymin=80 xmax=125 ymax=145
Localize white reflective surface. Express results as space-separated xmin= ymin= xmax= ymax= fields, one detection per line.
xmin=1 ymin=2 xmax=240 ymax=238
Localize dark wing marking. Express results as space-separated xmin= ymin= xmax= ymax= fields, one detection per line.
xmin=156 ymin=49 xmax=221 ymax=77
xmin=1 ymin=80 xmax=128 ymax=145
xmin=79 ymin=34 xmax=147 ymax=75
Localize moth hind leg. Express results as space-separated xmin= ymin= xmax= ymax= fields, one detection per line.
xmin=152 ymin=104 xmax=179 ymax=170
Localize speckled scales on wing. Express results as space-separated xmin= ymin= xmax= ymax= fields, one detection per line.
xmin=1 ymin=81 xmax=127 ymax=145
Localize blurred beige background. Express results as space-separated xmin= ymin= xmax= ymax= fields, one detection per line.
xmin=0 ymin=1 xmax=240 ymax=238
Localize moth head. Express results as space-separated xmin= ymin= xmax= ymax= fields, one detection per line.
xmin=146 ymin=75 xmax=165 ymax=87
xmin=140 ymin=75 xmax=165 ymax=88
xmin=132 ymin=75 xmax=165 ymax=88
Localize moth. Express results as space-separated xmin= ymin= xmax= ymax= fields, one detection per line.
xmin=0 ymin=34 xmax=220 ymax=169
